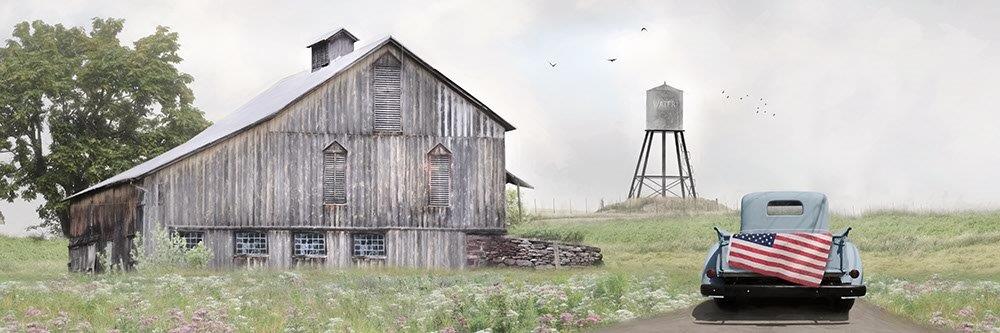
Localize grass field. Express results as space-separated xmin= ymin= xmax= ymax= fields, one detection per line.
xmin=1 ymin=209 xmax=998 ymax=332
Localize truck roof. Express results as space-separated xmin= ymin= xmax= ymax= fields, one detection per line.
xmin=740 ymin=191 xmax=829 ymax=233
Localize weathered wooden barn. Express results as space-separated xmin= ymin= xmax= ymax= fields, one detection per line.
xmin=64 ymin=28 xmax=532 ymax=271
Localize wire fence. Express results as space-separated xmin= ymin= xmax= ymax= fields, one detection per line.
xmin=524 ymin=197 xmax=626 ymax=217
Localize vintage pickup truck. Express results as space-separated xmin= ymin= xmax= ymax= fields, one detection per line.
xmin=700 ymin=191 xmax=866 ymax=311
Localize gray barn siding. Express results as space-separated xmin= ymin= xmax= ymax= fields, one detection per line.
xmin=205 ymin=230 xmax=234 ymax=269
xmin=385 ymin=230 xmax=466 ymax=268
xmin=139 ymin=44 xmax=505 ymax=268
xmin=325 ymin=231 xmax=353 ymax=267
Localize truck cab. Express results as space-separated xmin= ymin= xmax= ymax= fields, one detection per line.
xmin=700 ymin=191 xmax=866 ymax=311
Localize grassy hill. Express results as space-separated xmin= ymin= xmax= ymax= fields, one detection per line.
xmin=1 ymin=210 xmax=997 ymax=332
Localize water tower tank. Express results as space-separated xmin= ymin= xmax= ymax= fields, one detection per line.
xmin=646 ymin=83 xmax=683 ymax=131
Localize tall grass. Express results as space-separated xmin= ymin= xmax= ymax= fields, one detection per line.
xmin=2 ymin=210 xmax=998 ymax=331
xmin=0 ymin=235 xmax=66 ymax=280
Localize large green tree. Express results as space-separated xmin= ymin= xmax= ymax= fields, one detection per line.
xmin=0 ymin=18 xmax=210 ymax=236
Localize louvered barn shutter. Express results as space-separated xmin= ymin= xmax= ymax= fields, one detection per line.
xmin=373 ymin=64 xmax=402 ymax=132
xmin=429 ymin=154 xmax=451 ymax=206
xmin=323 ymin=152 xmax=347 ymax=204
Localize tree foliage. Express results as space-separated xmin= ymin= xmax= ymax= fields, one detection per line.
xmin=0 ymin=18 xmax=210 ymax=236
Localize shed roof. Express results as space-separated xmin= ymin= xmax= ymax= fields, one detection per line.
xmin=505 ymin=171 xmax=533 ymax=189
xmin=67 ymin=35 xmax=516 ymax=200
xmin=306 ymin=27 xmax=359 ymax=47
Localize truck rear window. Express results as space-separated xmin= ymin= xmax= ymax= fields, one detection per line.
xmin=766 ymin=200 xmax=804 ymax=216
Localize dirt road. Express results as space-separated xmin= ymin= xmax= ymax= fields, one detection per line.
xmin=596 ymin=300 xmax=941 ymax=332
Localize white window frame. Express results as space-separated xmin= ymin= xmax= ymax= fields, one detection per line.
xmin=234 ymin=230 xmax=268 ymax=256
xmin=351 ymin=233 xmax=386 ymax=258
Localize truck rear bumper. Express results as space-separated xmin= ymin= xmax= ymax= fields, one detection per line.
xmin=701 ymin=284 xmax=866 ymax=299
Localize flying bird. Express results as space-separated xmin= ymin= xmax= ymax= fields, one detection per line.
xmin=606 ymin=58 xmax=617 ymax=62
xmin=641 ymin=27 xmax=647 ymax=32
xmin=721 ymin=90 xmax=725 ymax=94
xmin=548 ymin=62 xmax=557 ymax=67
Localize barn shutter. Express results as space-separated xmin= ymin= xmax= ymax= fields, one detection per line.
xmin=311 ymin=43 xmax=330 ymax=70
xmin=323 ymin=142 xmax=347 ymax=204
xmin=373 ymin=54 xmax=402 ymax=132
xmin=428 ymin=144 xmax=451 ymax=207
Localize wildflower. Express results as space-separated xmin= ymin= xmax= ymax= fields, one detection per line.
xmin=532 ymin=325 xmax=556 ymax=333
xmin=139 ymin=316 xmax=158 ymax=328
xmin=439 ymin=326 xmax=458 ymax=333
xmin=73 ymin=321 xmax=92 ymax=331
xmin=168 ymin=308 xmax=185 ymax=322
xmin=559 ymin=312 xmax=575 ymax=324
xmin=25 ymin=307 xmax=42 ymax=318
xmin=538 ymin=314 xmax=555 ymax=325
xmin=957 ymin=306 xmax=975 ymax=318
xmin=983 ymin=312 xmax=998 ymax=325
xmin=25 ymin=323 xmax=48 ymax=333
xmin=49 ymin=311 xmax=69 ymax=329
xmin=612 ymin=309 xmax=636 ymax=321
xmin=929 ymin=311 xmax=948 ymax=326
xmin=192 ymin=308 xmax=210 ymax=322
xmin=169 ymin=324 xmax=196 ymax=333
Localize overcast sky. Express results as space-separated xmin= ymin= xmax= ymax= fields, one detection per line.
xmin=3 ymin=0 xmax=1000 ymax=235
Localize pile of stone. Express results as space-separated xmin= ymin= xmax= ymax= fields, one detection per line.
xmin=466 ymin=235 xmax=602 ymax=268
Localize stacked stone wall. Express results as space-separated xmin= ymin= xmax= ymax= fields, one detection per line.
xmin=466 ymin=235 xmax=602 ymax=268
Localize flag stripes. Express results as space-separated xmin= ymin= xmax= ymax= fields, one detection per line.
xmin=728 ymin=232 xmax=833 ymax=287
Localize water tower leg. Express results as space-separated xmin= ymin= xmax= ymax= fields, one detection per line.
xmin=673 ymin=131 xmax=687 ymax=198
xmin=680 ymin=131 xmax=697 ymax=198
xmin=636 ymin=131 xmax=655 ymax=198
xmin=660 ymin=131 xmax=667 ymax=197
xmin=628 ymin=131 xmax=652 ymax=198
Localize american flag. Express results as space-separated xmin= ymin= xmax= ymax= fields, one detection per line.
xmin=728 ymin=232 xmax=833 ymax=287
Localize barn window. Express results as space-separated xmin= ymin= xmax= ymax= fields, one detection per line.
xmin=352 ymin=233 xmax=386 ymax=258
xmin=323 ymin=142 xmax=348 ymax=205
xmin=428 ymin=144 xmax=452 ymax=207
xmin=373 ymin=53 xmax=402 ymax=133
xmin=157 ymin=182 xmax=167 ymax=206
xmin=176 ymin=230 xmax=204 ymax=250
xmin=234 ymin=231 xmax=268 ymax=256
xmin=293 ymin=232 xmax=326 ymax=257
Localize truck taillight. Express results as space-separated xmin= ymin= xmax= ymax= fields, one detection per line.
xmin=706 ymin=268 xmax=718 ymax=279
xmin=849 ymin=269 xmax=860 ymax=279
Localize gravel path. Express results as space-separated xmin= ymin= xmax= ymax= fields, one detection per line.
xmin=596 ymin=300 xmax=942 ymax=332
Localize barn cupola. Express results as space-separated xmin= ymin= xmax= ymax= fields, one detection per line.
xmin=307 ymin=28 xmax=359 ymax=71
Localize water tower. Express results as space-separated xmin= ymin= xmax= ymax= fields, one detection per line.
xmin=627 ymin=83 xmax=697 ymax=198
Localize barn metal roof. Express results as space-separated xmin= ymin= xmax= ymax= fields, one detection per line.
xmin=67 ymin=35 xmax=516 ymax=200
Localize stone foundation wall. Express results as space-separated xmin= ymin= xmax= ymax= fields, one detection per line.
xmin=466 ymin=235 xmax=603 ymax=268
